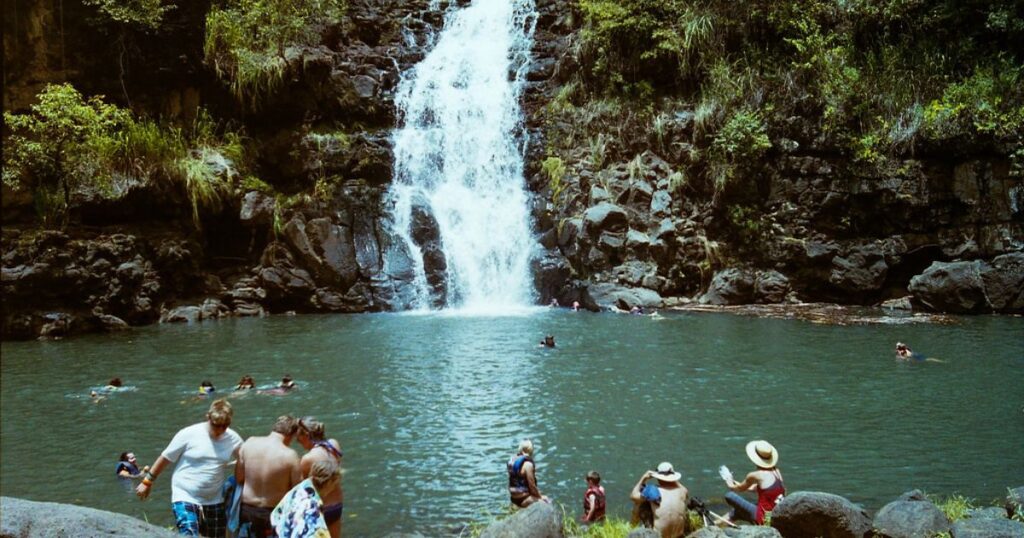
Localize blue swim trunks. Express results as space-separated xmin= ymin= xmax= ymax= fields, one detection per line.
xmin=172 ymin=501 xmax=227 ymax=537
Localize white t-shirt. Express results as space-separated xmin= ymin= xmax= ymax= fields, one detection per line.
xmin=161 ymin=422 xmax=243 ymax=505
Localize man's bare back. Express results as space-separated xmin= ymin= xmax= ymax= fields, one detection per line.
xmin=238 ymin=433 xmax=300 ymax=507
xmin=653 ymin=484 xmax=689 ymax=538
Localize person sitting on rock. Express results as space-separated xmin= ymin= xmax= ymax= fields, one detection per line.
xmin=721 ymin=440 xmax=785 ymax=525
xmin=630 ymin=462 xmax=689 ymax=537
xmin=508 ymin=439 xmax=549 ymax=508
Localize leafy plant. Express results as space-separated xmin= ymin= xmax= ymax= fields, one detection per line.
xmin=83 ymin=0 xmax=174 ymax=29
xmin=542 ymin=156 xmax=568 ymax=203
xmin=205 ymin=0 xmax=347 ymax=105
xmin=3 ymin=84 xmax=130 ymax=224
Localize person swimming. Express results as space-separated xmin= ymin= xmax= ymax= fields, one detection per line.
xmin=199 ymin=380 xmax=216 ymax=395
xmin=539 ymin=335 xmax=556 ymax=348
xmin=895 ymin=342 xmax=942 ymax=362
xmin=279 ymin=375 xmax=296 ymax=391
xmin=90 ymin=390 xmax=106 ymax=403
xmin=235 ymin=375 xmax=255 ymax=391
xmin=106 ymin=377 xmax=124 ymax=390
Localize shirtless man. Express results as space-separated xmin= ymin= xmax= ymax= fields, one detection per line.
xmin=235 ymin=416 xmax=301 ymax=537
xmin=630 ymin=462 xmax=690 ymax=538
xmin=297 ymin=417 xmax=343 ymax=537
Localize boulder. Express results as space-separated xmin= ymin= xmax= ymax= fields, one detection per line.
xmin=755 ymin=270 xmax=790 ymax=304
xmin=588 ymin=282 xmax=663 ymax=309
xmin=881 ymin=296 xmax=913 ymax=310
xmin=980 ymin=252 xmax=1024 ymax=313
xmin=161 ymin=305 xmax=201 ymax=323
xmin=950 ymin=517 xmax=1024 ymax=538
xmin=651 ymin=190 xmax=672 ymax=216
xmin=533 ymin=254 xmax=571 ymax=305
xmin=701 ymin=268 xmax=755 ymax=305
xmin=873 ymin=498 xmax=950 ymax=538
xmin=306 ymin=218 xmax=360 ymax=290
xmin=239 ymin=191 xmax=276 ymax=227
xmin=629 ymin=528 xmax=662 ymax=538
xmin=478 ymin=502 xmax=563 ymax=538
xmin=687 ymin=529 xmax=727 ymax=538
xmin=558 ymin=218 xmax=582 ymax=248
xmin=0 ymin=496 xmax=179 ymax=538
xmin=909 ymin=260 xmax=990 ymax=313
xmin=966 ymin=507 xmax=1009 ymax=520
xmin=725 ymin=527 xmax=784 ymax=538
xmin=584 ymin=203 xmax=629 ymax=235
xmin=770 ymin=491 xmax=872 ymax=538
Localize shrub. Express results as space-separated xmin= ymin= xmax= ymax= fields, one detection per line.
xmin=542 ymin=156 xmax=568 ymax=203
xmin=83 ymin=0 xmax=174 ymax=29
xmin=3 ymin=83 xmax=130 ymax=224
xmin=205 ymin=0 xmax=347 ymax=106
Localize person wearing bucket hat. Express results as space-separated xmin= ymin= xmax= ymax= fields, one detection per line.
xmin=630 ymin=462 xmax=690 ymax=537
xmin=720 ymin=440 xmax=785 ymax=525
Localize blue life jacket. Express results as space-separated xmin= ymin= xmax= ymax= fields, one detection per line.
xmin=115 ymin=461 xmax=139 ymax=478
xmin=508 ymin=455 xmax=533 ymax=492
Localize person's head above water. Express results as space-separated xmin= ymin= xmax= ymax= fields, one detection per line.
xmin=199 ymin=380 xmax=216 ymax=394
xmin=107 ymin=377 xmax=123 ymax=387
xmin=541 ymin=335 xmax=556 ymax=347
xmin=280 ymin=374 xmax=296 ymax=389
xmin=896 ymin=342 xmax=910 ymax=351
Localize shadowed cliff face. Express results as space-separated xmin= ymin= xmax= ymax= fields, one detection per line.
xmin=2 ymin=0 xmax=1022 ymax=340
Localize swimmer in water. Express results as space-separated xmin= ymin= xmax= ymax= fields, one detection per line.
xmin=279 ymin=375 xmax=297 ymax=391
xmin=105 ymin=377 xmax=124 ymax=391
xmin=199 ymin=380 xmax=216 ymax=396
xmin=572 ymin=301 xmax=581 ymax=312
xmin=235 ymin=375 xmax=255 ymax=391
xmin=895 ymin=342 xmax=943 ymax=362
xmin=539 ymin=335 xmax=556 ymax=348
xmin=90 ymin=390 xmax=106 ymax=403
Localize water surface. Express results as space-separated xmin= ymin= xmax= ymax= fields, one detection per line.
xmin=1 ymin=310 xmax=1022 ymax=534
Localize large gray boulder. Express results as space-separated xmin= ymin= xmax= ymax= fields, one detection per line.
xmin=908 ymin=260 xmax=989 ymax=313
xmin=701 ymin=268 xmax=755 ymax=305
xmin=0 ymin=496 xmax=178 ymax=537
xmin=628 ymin=529 xmax=662 ymax=538
xmin=588 ymin=282 xmax=664 ymax=309
xmin=950 ymin=517 xmax=1024 ymax=538
xmin=981 ymin=252 xmax=1024 ymax=313
xmin=770 ymin=491 xmax=872 ymax=538
xmin=872 ymin=497 xmax=950 ymax=538
xmin=686 ymin=527 xmax=782 ymax=538
xmin=478 ymin=502 xmax=563 ymax=538
xmin=830 ymin=245 xmax=888 ymax=294
xmin=584 ymin=202 xmax=629 ymax=235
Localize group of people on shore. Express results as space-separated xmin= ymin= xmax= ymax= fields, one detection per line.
xmin=128 ymin=399 xmax=343 ymax=538
xmin=507 ymin=438 xmax=785 ymax=537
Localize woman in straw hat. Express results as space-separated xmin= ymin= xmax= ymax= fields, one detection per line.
xmin=721 ymin=440 xmax=785 ymax=525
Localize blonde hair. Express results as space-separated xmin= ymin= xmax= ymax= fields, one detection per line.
xmin=299 ymin=416 xmax=325 ymax=440
xmin=310 ymin=459 xmax=340 ymax=490
xmin=518 ymin=439 xmax=534 ymax=456
xmin=207 ymin=399 xmax=233 ymax=425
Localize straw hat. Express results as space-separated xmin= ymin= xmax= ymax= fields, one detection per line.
xmin=651 ymin=462 xmax=682 ymax=482
xmin=746 ymin=440 xmax=779 ymax=468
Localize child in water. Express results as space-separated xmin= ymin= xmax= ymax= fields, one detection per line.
xmin=539 ymin=335 xmax=556 ymax=348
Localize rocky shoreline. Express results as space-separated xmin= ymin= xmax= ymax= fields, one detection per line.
xmin=3 ymin=0 xmax=1023 ymax=341
xmin=3 ymin=487 xmax=1022 ymax=537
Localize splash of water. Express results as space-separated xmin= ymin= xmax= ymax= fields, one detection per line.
xmin=386 ymin=0 xmax=539 ymax=312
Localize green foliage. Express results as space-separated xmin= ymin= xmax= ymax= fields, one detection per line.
xmin=922 ymin=59 xmax=1024 ymax=140
xmin=3 ymin=84 xmax=246 ymax=228
xmin=588 ymin=133 xmax=610 ymax=170
xmin=542 ymin=156 xmax=568 ymax=203
xmin=707 ymin=107 xmax=771 ymax=197
xmin=3 ymin=83 xmax=130 ymax=224
xmin=83 ymin=0 xmax=174 ymax=29
xmin=931 ymin=494 xmax=976 ymax=522
xmin=205 ymin=0 xmax=346 ymax=105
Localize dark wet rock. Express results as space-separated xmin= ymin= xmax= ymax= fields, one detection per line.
xmin=558 ymin=218 xmax=582 ymax=248
xmin=585 ymin=203 xmax=629 ymax=235
xmin=770 ymin=491 xmax=872 ymax=538
xmin=258 ymin=242 xmax=317 ymax=310
xmin=950 ymin=517 xmax=1024 ymax=538
xmin=161 ymin=305 xmax=201 ymax=324
xmin=873 ymin=498 xmax=950 ymax=538
xmin=95 ymin=313 xmax=129 ymax=331
xmin=39 ymin=312 xmax=74 ymax=338
xmin=533 ymin=253 xmax=572 ymax=305
xmin=909 ymin=260 xmax=990 ymax=313
xmin=306 ymin=217 xmax=360 ymax=290
xmin=651 ymin=190 xmax=672 ymax=216
xmin=980 ymin=252 xmax=1024 ymax=313
xmin=239 ymin=191 xmax=276 ymax=228
xmin=830 ymin=244 xmax=888 ymax=296
xmin=618 ymin=178 xmax=654 ymax=208
xmin=701 ymin=268 xmax=756 ymax=305
xmin=0 ymin=496 xmax=178 ymax=537
xmin=755 ymin=270 xmax=790 ymax=303
xmin=478 ymin=501 xmax=563 ymax=538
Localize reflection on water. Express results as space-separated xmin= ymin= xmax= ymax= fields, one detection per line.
xmin=1 ymin=311 xmax=1022 ymax=534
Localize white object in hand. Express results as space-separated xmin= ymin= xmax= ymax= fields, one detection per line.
xmin=719 ymin=465 xmax=733 ymax=482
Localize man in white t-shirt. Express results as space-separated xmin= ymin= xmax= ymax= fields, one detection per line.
xmin=137 ymin=399 xmax=243 ymax=537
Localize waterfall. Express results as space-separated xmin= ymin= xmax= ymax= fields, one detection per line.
xmin=386 ymin=0 xmax=539 ymax=312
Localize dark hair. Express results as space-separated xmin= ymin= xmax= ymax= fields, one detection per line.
xmin=119 ymin=451 xmax=130 ymax=462
xmin=108 ymin=377 xmax=123 ymax=387
xmin=586 ymin=470 xmax=601 ymax=484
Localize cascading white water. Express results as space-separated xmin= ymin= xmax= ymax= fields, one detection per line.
xmin=387 ymin=0 xmax=539 ymax=312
